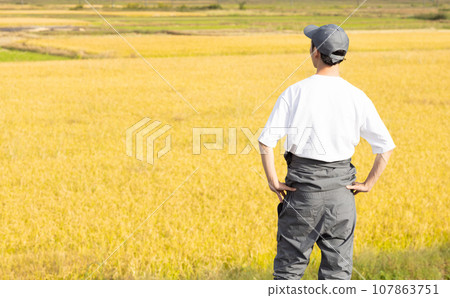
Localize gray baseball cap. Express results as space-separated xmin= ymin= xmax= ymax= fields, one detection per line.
xmin=304 ymin=24 xmax=349 ymax=63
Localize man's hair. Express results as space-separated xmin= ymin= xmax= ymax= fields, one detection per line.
xmin=311 ymin=41 xmax=346 ymax=66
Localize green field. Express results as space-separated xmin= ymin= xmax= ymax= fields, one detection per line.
xmin=0 ymin=48 xmax=68 ymax=61
xmin=234 ymin=246 xmax=449 ymax=279
xmin=0 ymin=0 xmax=448 ymax=36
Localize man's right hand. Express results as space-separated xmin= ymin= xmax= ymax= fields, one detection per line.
xmin=346 ymin=150 xmax=393 ymax=196
xmin=346 ymin=181 xmax=371 ymax=195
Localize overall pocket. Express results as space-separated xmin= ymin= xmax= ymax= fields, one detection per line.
xmin=277 ymin=191 xmax=293 ymax=219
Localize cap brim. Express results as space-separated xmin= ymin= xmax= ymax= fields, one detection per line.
xmin=303 ymin=25 xmax=319 ymax=38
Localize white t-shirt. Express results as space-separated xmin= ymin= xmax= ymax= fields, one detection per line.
xmin=258 ymin=74 xmax=396 ymax=162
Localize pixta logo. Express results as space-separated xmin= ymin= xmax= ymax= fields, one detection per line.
xmin=126 ymin=118 xmax=171 ymax=165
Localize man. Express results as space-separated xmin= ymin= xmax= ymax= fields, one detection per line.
xmin=258 ymin=24 xmax=395 ymax=280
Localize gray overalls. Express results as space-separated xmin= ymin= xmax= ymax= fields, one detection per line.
xmin=274 ymin=151 xmax=357 ymax=280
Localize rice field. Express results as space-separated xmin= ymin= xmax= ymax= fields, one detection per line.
xmin=0 ymin=1 xmax=449 ymax=280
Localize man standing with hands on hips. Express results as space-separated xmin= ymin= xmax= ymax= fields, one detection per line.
xmin=258 ymin=24 xmax=395 ymax=280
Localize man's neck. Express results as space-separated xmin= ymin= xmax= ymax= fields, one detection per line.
xmin=316 ymin=64 xmax=340 ymax=77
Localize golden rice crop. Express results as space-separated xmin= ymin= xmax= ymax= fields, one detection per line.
xmin=18 ymin=31 xmax=450 ymax=58
xmin=0 ymin=17 xmax=89 ymax=27
xmin=0 ymin=31 xmax=448 ymax=279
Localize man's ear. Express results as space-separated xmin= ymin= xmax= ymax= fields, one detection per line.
xmin=312 ymin=47 xmax=320 ymax=59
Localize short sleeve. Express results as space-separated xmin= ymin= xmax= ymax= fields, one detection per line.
xmin=360 ymin=96 xmax=396 ymax=154
xmin=258 ymin=95 xmax=290 ymax=148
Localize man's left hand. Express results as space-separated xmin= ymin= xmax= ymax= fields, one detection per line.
xmin=269 ymin=181 xmax=296 ymax=202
